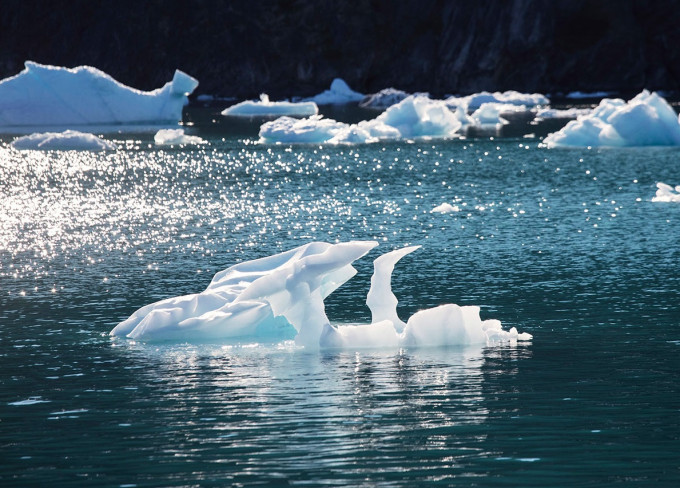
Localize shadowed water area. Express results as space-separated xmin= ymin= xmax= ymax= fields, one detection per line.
xmin=1 ymin=107 xmax=678 ymax=486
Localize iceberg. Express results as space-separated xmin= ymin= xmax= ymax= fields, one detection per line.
xmin=0 ymin=61 xmax=197 ymax=126
xmin=111 ymin=241 xmax=531 ymax=348
xmin=544 ymin=90 xmax=680 ymax=147
xmin=533 ymin=107 xmax=592 ymax=120
xmin=11 ymin=130 xmax=116 ymax=151
xmin=566 ymin=90 xmax=615 ymax=99
xmin=306 ymin=78 xmax=364 ymax=105
xmin=221 ymin=94 xmax=318 ymax=117
xmin=652 ymin=182 xmax=680 ymax=202
xmin=259 ymin=95 xmax=462 ymax=144
xmin=446 ymin=90 xmax=549 ymax=111
xmin=154 ymin=128 xmax=207 ymax=146
xmin=360 ymin=88 xmax=414 ymax=109
xmin=431 ymin=203 xmax=461 ymax=214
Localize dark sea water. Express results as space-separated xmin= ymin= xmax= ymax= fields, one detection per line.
xmin=1 ymin=107 xmax=679 ymax=486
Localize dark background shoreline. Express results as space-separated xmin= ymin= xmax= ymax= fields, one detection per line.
xmin=1 ymin=0 xmax=679 ymax=100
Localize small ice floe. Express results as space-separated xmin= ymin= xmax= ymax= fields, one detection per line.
xmin=154 ymin=128 xmax=207 ymax=146
xmin=0 ymin=61 xmax=197 ymax=126
xmin=305 ymin=78 xmax=364 ymax=105
xmin=360 ymin=88 xmax=420 ymax=109
xmin=471 ymin=103 xmax=526 ymax=126
xmin=566 ymin=90 xmax=615 ymax=99
xmin=544 ymin=90 xmax=680 ymax=147
xmin=533 ymin=107 xmax=593 ymax=120
xmin=652 ymin=182 xmax=680 ymax=202
xmin=11 ymin=130 xmax=116 ymax=151
xmin=431 ymin=203 xmax=461 ymax=214
xmin=111 ymin=241 xmax=532 ymax=349
xmin=445 ymin=90 xmax=549 ymax=111
xmin=221 ymin=94 xmax=318 ymax=117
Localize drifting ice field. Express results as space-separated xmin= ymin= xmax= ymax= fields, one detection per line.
xmin=0 ymin=99 xmax=679 ymax=487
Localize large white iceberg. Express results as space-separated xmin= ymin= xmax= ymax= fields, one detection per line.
xmin=111 ymin=241 xmax=531 ymax=348
xmin=544 ymin=90 xmax=680 ymax=147
xmin=305 ymin=78 xmax=364 ymax=105
xmin=259 ymin=95 xmax=462 ymax=144
xmin=652 ymin=182 xmax=680 ymax=202
xmin=0 ymin=61 xmax=198 ymax=126
xmin=11 ymin=130 xmax=116 ymax=151
xmin=221 ymin=94 xmax=318 ymax=117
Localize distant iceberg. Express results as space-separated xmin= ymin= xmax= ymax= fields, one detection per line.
xmin=446 ymin=90 xmax=549 ymax=110
xmin=111 ymin=241 xmax=531 ymax=348
xmin=154 ymin=128 xmax=206 ymax=146
xmin=652 ymin=182 xmax=680 ymax=202
xmin=222 ymin=94 xmax=318 ymax=117
xmin=11 ymin=130 xmax=116 ymax=151
xmin=544 ymin=90 xmax=680 ymax=147
xmin=259 ymin=95 xmax=462 ymax=144
xmin=306 ymin=78 xmax=364 ymax=105
xmin=0 ymin=61 xmax=198 ymax=126
xmin=533 ymin=107 xmax=592 ymax=120
xmin=360 ymin=88 xmax=414 ymax=109
xmin=566 ymin=90 xmax=615 ymax=99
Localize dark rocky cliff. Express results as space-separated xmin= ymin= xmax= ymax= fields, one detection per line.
xmin=1 ymin=0 xmax=679 ymax=99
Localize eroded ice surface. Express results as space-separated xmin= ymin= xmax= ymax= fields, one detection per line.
xmin=11 ymin=130 xmax=116 ymax=151
xmin=111 ymin=241 xmax=531 ymax=348
xmin=306 ymin=79 xmax=364 ymax=105
xmin=259 ymin=95 xmax=461 ymax=144
xmin=221 ymin=94 xmax=318 ymax=117
xmin=544 ymin=90 xmax=680 ymax=147
xmin=534 ymin=107 xmax=593 ymax=120
xmin=360 ymin=88 xmax=416 ymax=109
xmin=652 ymin=182 xmax=680 ymax=202
xmin=154 ymin=128 xmax=207 ymax=146
xmin=0 ymin=61 xmax=197 ymax=126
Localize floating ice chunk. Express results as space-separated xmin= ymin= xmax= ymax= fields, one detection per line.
xmin=376 ymin=95 xmax=462 ymax=138
xmin=471 ymin=103 xmax=518 ymax=125
xmin=154 ymin=128 xmax=207 ymax=146
xmin=534 ymin=107 xmax=593 ymax=120
xmin=11 ymin=130 xmax=116 ymax=151
xmin=306 ymin=78 xmax=364 ymax=105
xmin=544 ymin=90 xmax=680 ymax=147
xmin=566 ymin=90 xmax=615 ymax=99
xmin=111 ymin=241 xmax=378 ymax=343
xmin=652 ymin=182 xmax=680 ymax=202
xmin=112 ymin=242 xmax=531 ymax=349
xmin=446 ymin=90 xmax=549 ymax=110
xmin=222 ymin=94 xmax=318 ymax=117
xmin=431 ymin=203 xmax=461 ymax=214
xmin=0 ymin=61 xmax=197 ymax=126
xmin=259 ymin=95 xmax=461 ymax=144
xmin=259 ymin=115 xmax=348 ymax=143
xmin=360 ymin=88 xmax=414 ymax=109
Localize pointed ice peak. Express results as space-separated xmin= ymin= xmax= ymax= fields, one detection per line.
xmin=366 ymin=245 xmax=420 ymax=331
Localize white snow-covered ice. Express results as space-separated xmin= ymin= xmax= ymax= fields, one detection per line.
xmin=259 ymin=95 xmax=462 ymax=144
xmin=154 ymin=128 xmax=207 ymax=146
xmin=652 ymin=182 xmax=680 ymax=202
xmin=0 ymin=61 xmax=197 ymax=126
xmin=306 ymin=78 xmax=364 ymax=105
xmin=11 ymin=130 xmax=116 ymax=151
xmin=221 ymin=94 xmax=318 ymax=117
xmin=111 ymin=241 xmax=531 ymax=348
xmin=544 ymin=90 xmax=680 ymax=147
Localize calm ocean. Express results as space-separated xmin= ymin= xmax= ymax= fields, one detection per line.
xmin=1 ymin=107 xmax=678 ymax=486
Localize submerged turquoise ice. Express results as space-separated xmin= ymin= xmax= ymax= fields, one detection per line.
xmin=0 ymin=108 xmax=678 ymax=486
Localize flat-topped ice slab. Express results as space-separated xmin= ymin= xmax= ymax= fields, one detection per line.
xmin=0 ymin=61 xmax=198 ymax=126
xmin=11 ymin=130 xmax=116 ymax=151
xmin=222 ymin=94 xmax=318 ymax=117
